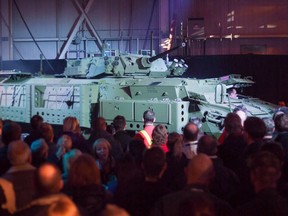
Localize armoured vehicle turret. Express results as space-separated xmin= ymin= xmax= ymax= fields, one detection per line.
xmin=0 ymin=46 xmax=277 ymax=137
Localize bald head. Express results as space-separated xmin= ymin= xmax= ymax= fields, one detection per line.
xmin=186 ymin=154 xmax=214 ymax=185
xmin=183 ymin=123 xmax=199 ymax=142
xmin=37 ymin=163 xmax=63 ymax=195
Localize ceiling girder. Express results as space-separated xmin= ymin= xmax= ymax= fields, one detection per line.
xmin=57 ymin=0 xmax=103 ymax=59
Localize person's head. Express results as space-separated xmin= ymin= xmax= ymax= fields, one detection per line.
xmin=57 ymin=135 xmax=73 ymax=153
xmin=106 ymin=124 xmax=115 ymax=135
xmin=183 ymin=122 xmax=199 ymax=142
xmin=273 ymin=107 xmax=288 ymax=121
xmin=233 ymin=105 xmax=248 ymax=126
xmin=228 ymin=88 xmax=237 ymax=99
xmin=62 ymin=149 xmax=82 ymax=175
xmin=274 ymin=113 xmax=288 ymax=132
xmin=244 ymin=117 xmax=266 ymax=142
xmin=262 ymin=117 xmax=275 ymax=136
xmin=142 ymin=147 xmax=166 ymax=179
xmin=36 ymin=163 xmax=63 ymax=195
xmin=186 ymin=153 xmax=214 ymax=186
xmin=93 ymin=138 xmax=111 ymax=161
xmin=8 ymin=140 xmax=31 ymax=166
xmin=250 ymin=151 xmax=281 ymax=192
xmin=260 ymin=141 xmax=285 ymax=164
xmin=197 ymin=135 xmax=218 ymax=156
xmin=91 ymin=117 xmax=107 ymax=132
xmin=152 ymin=124 xmax=168 ymax=146
xmin=31 ymin=138 xmax=49 ymax=163
xmin=143 ymin=110 xmax=155 ymax=125
xmin=68 ymin=154 xmax=101 ymax=187
xmin=38 ymin=122 xmax=54 ymax=143
xmin=167 ymin=132 xmax=183 ymax=157
xmin=30 ymin=114 xmax=43 ymax=130
xmin=1 ymin=121 xmax=22 ymax=146
xmin=46 ymin=194 xmax=80 ymax=216
xmin=233 ymin=104 xmax=248 ymax=113
xmin=113 ymin=115 xmax=126 ymax=132
xmin=63 ymin=116 xmax=81 ymax=134
xmin=189 ymin=116 xmax=202 ymax=129
xmin=224 ymin=112 xmax=242 ymax=135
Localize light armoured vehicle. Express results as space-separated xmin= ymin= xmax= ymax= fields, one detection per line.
xmin=0 ymin=46 xmax=277 ymax=137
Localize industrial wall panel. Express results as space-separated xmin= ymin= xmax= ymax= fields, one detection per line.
xmin=12 ymin=0 xmax=57 ymax=37
xmin=2 ymin=0 xmax=288 ymax=59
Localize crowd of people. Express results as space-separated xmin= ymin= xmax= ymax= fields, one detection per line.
xmin=1 ymin=107 xmax=288 ymax=216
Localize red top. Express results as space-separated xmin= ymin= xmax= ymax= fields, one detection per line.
xmin=217 ymin=128 xmax=227 ymax=145
xmin=134 ymin=125 xmax=155 ymax=148
xmin=161 ymin=144 xmax=169 ymax=153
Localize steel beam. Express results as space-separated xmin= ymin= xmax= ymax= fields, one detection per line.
xmin=73 ymin=0 xmax=103 ymax=52
xmin=58 ymin=0 xmax=101 ymax=59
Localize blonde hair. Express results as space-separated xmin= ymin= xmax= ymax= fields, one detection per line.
xmin=63 ymin=116 xmax=81 ymax=134
xmin=152 ymin=124 xmax=168 ymax=146
xmin=93 ymin=138 xmax=111 ymax=154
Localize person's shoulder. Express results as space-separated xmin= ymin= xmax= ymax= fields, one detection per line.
xmin=157 ymin=188 xmax=190 ymax=203
xmin=134 ymin=132 xmax=144 ymax=139
xmin=114 ymin=130 xmax=132 ymax=138
xmin=275 ymin=131 xmax=288 ymax=141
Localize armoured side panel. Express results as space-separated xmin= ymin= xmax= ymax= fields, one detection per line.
xmin=31 ymin=83 xmax=99 ymax=128
xmin=169 ymin=101 xmax=189 ymax=133
xmin=130 ymin=84 xmax=179 ymax=100
xmin=79 ymin=84 xmax=99 ymax=128
xmin=100 ymin=100 xmax=134 ymax=122
xmin=31 ymin=84 xmax=81 ymax=126
xmin=134 ymin=101 xmax=170 ymax=123
xmin=100 ymin=99 xmax=188 ymax=133
xmin=0 ymin=84 xmax=31 ymax=123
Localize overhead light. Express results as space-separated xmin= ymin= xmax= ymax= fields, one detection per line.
xmin=267 ymin=24 xmax=277 ymax=28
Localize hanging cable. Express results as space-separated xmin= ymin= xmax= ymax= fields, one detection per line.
xmin=13 ymin=0 xmax=55 ymax=73
xmin=0 ymin=11 xmax=24 ymax=59
xmin=125 ymin=0 xmax=133 ymax=52
xmin=142 ymin=0 xmax=157 ymax=49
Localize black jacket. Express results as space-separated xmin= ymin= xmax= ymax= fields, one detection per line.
xmin=65 ymin=184 xmax=107 ymax=216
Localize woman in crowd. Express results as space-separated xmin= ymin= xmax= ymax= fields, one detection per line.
xmin=62 ymin=116 xmax=89 ymax=153
xmin=162 ymin=132 xmax=188 ymax=191
xmin=66 ymin=154 xmax=107 ymax=216
xmin=151 ymin=124 xmax=169 ymax=152
xmin=93 ymin=138 xmax=117 ymax=193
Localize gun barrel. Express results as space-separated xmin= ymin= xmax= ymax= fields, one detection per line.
xmin=138 ymin=42 xmax=186 ymax=69
xmin=147 ymin=45 xmax=180 ymax=63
